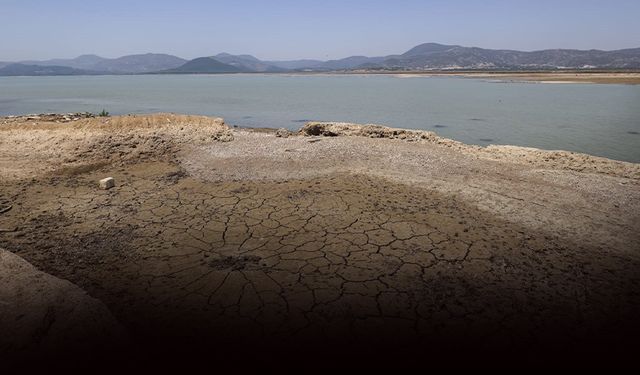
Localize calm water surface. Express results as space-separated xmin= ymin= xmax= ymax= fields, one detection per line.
xmin=1 ymin=74 xmax=639 ymax=162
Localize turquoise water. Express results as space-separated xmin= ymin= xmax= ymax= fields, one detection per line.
xmin=1 ymin=74 xmax=639 ymax=162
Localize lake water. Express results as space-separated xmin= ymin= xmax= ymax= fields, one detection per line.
xmin=1 ymin=74 xmax=639 ymax=162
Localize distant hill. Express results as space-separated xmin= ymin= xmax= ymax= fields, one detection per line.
xmin=0 ymin=63 xmax=97 ymax=76
xmin=356 ymin=43 xmax=640 ymax=70
xmin=20 ymin=54 xmax=110 ymax=70
xmin=236 ymin=44 xmax=640 ymax=71
xmin=213 ymin=53 xmax=285 ymax=72
xmin=4 ymin=43 xmax=640 ymax=75
xmin=315 ymin=56 xmax=387 ymax=70
xmin=18 ymin=53 xmax=186 ymax=74
xmin=402 ymin=42 xmax=458 ymax=57
xmin=265 ymin=59 xmax=324 ymax=70
xmin=162 ymin=57 xmax=245 ymax=74
xmin=92 ymin=53 xmax=187 ymax=73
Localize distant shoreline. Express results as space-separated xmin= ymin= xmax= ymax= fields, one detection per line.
xmin=271 ymin=70 xmax=640 ymax=84
xmin=2 ymin=70 xmax=639 ymax=84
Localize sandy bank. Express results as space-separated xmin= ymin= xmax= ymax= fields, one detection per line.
xmin=459 ymin=71 xmax=640 ymax=84
xmin=379 ymin=71 xmax=640 ymax=84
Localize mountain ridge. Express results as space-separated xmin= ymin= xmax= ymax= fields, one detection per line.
xmin=0 ymin=63 xmax=102 ymax=76
xmin=161 ymin=57 xmax=246 ymax=74
xmin=18 ymin=53 xmax=186 ymax=73
xmin=2 ymin=43 xmax=640 ymax=76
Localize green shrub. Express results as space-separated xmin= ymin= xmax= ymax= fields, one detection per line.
xmin=98 ymin=109 xmax=110 ymax=117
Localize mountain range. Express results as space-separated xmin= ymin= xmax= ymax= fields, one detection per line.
xmin=18 ymin=53 xmax=187 ymax=73
xmin=2 ymin=43 xmax=639 ymax=76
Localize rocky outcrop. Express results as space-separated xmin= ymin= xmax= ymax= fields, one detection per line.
xmin=299 ymin=121 xmax=640 ymax=179
xmin=300 ymin=121 xmax=468 ymax=146
xmin=275 ymin=128 xmax=290 ymax=138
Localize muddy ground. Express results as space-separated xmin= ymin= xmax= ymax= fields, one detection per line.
xmin=1 ymin=114 xmax=639 ymax=369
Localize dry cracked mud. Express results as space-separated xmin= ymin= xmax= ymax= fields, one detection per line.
xmin=1 ymin=114 xmax=639 ymax=369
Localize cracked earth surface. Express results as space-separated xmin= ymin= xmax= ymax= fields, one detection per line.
xmin=1 ymin=115 xmax=639 ymax=367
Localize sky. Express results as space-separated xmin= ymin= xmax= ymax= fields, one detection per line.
xmin=2 ymin=0 xmax=639 ymax=61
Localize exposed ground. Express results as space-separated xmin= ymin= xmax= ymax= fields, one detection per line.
xmin=377 ymin=71 xmax=640 ymax=84
xmin=459 ymin=71 xmax=640 ymax=84
xmin=1 ymin=114 xmax=639 ymax=369
xmin=458 ymin=72 xmax=640 ymax=85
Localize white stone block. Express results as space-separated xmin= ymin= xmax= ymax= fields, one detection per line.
xmin=99 ymin=177 xmax=115 ymax=190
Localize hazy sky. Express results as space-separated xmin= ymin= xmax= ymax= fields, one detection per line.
xmin=2 ymin=0 xmax=639 ymax=61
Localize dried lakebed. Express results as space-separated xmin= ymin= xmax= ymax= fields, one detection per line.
xmin=1 ymin=114 xmax=639 ymax=368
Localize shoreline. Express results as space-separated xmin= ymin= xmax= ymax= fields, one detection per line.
xmin=2 ymin=70 xmax=640 ymax=84
xmin=327 ymin=71 xmax=640 ymax=84
xmin=3 ymin=112 xmax=639 ymax=166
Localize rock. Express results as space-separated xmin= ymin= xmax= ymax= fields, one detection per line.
xmin=301 ymin=123 xmax=323 ymax=136
xmin=275 ymin=128 xmax=290 ymax=138
xmin=0 ymin=248 xmax=127 ymax=364
xmin=99 ymin=177 xmax=115 ymax=190
xmin=300 ymin=121 xmax=447 ymax=144
xmin=215 ymin=130 xmax=234 ymax=142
